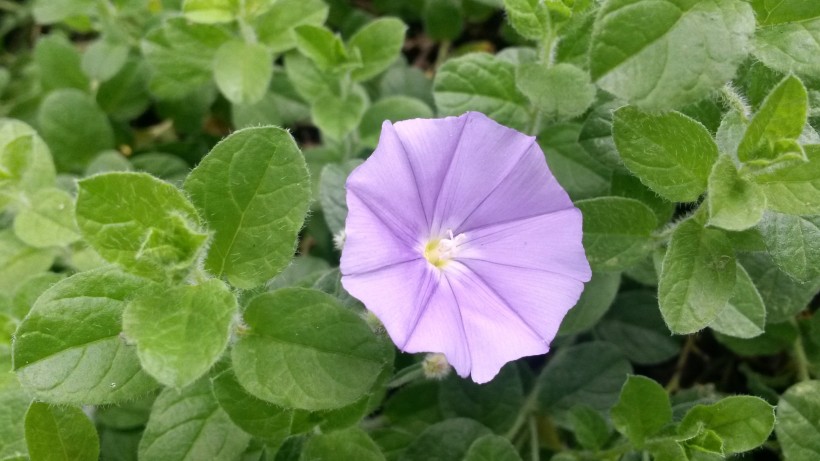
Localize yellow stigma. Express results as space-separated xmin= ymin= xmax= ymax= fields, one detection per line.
xmin=424 ymin=239 xmax=448 ymax=268
xmin=423 ymin=230 xmax=466 ymax=269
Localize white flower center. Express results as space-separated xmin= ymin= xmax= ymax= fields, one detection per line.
xmin=423 ymin=230 xmax=466 ymax=268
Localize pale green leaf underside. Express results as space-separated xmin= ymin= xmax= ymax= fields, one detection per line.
xmin=590 ymin=0 xmax=754 ymax=110
xmin=659 ymin=219 xmax=736 ymax=334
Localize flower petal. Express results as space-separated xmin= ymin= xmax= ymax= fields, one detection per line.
xmin=341 ymin=259 xmax=472 ymax=378
xmin=444 ymin=262 xmax=552 ymax=384
xmin=456 ymin=141 xmax=575 ymax=233
xmin=345 ymin=122 xmax=430 ymax=245
xmin=392 ymin=115 xmax=469 ymax=227
xmin=428 ymin=112 xmax=539 ymax=234
xmin=456 ymin=258 xmax=586 ymax=350
xmin=340 ymin=192 xmax=422 ymax=274
xmin=458 ymin=208 xmax=592 ymax=282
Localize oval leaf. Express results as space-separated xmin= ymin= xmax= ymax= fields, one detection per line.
xmin=232 ymin=288 xmax=392 ymax=411
xmin=184 ymin=127 xmax=311 ymax=289
xmin=13 ymin=267 xmax=158 ymax=404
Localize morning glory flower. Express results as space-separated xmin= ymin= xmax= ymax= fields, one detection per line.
xmin=340 ymin=112 xmax=591 ymax=384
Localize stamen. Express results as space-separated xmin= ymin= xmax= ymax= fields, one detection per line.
xmin=423 ymin=229 xmax=466 ymax=268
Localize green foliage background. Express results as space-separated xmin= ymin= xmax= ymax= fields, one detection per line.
xmin=0 ymin=0 xmax=818 ymax=459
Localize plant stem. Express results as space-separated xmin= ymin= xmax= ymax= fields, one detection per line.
xmin=529 ymin=417 xmax=540 ymax=461
xmin=666 ymin=335 xmax=695 ymax=392
xmin=719 ymin=83 xmax=751 ymax=121
xmin=505 ymin=381 xmax=541 ymax=440
xmin=791 ymin=318 xmax=812 ymax=382
xmin=434 ymin=40 xmax=451 ymax=71
xmin=386 ymin=362 xmax=424 ymax=388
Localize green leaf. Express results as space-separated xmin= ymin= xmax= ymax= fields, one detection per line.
xmin=569 ymin=406 xmax=611 ymax=451
xmin=463 ymin=434 xmax=522 ymax=461
xmin=612 ymin=106 xmax=718 ymax=202
xmin=85 ymin=151 xmax=133 ymax=175
xmin=348 ymin=18 xmax=408 ymax=81
xmin=423 ymin=0 xmax=464 ymax=41
xmin=659 ymin=219 xmax=736 ymax=334
xmin=557 ymin=271 xmax=620 ymax=335
xmin=37 ymin=89 xmax=114 ymax=173
xmin=706 ymin=155 xmax=766 ymax=231
xmin=284 ymin=52 xmax=340 ymax=103
xmin=95 ymin=394 xmax=154 ymax=430
xmin=294 ymin=25 xmax=348 ymax=70
xmin=139 ymin=379 xmax=250 ymax=460
xmin=737 ymin=75 xmax=808 ymax=165
xmin=13 ymin=267 xmax=158 ymax=404
xmin=10 ymin=272 xmax=66 ymax=321
xmin=679 ymin=396 xmax=774 ymax=454
xmin=741 ymin=252 xmax=820 ymax=323
xmin=254 ymin=0 xmax=329 ymax=53
xmin=76 ymin=172 xmax=208 ymax=281
xmin=123 ymin=280 xmax=237 ymax=388
xmin=438 ymin=364 xmax=523 ymax=434
xmin=0 ymin=363 xmax=30 ymax=460
xmin=13 ymin=188 xmax=80 ymax=248
xmin=434 ymin=53 xmax=530 ymax=132
xmin=611 ymin=375 xmax=671 ymax=448
xmin=182 ymin=0 xmax=238 ymax=23
xmin=0 ymin=229 xmax=54 ymax=293
xmin=753 ymin=145 xmax=820 ymax=215
xmin=319 ymin=160 xmax=362 ymax=235
xmin=96 ymin=58 xmax=152 ymax=121
xmin=141 ymin=18 xmax=231 ymax=98
xmin=516 ymin=63 xmax=595 ymax=121
xmin=503 ymin=0 xmax=550 ymax=40
xmin=232 ymin=288 xmax=392 ymax=411
xmin=776 ymin=380 xmax=820 ymax=461
xmin=34 ymin=34 xmax=89 ymax=92
xmin=213 ymin=41 xmax=273 ymax=105
xmin=25 ymin=402 xmax=99 ymax=461
xmin=540 ymin=123 xmax=611 ymax=201
xmin=715 ymin=110 xmax=747 ymax=156
xmin=610 ymin=171 xmax=675 ymax=225
xmin=595 ymin=290 xmax=680 ymax=365
xmin=358 ymin=97 xmax=433 ymax=149
xmin=380 ymin=62 xmax=435 ymax=107
xmin=312 ymin=85 xmax=369 ymax=140
xmin=758 ymin=212 xmax=820 ymax=282
xmin=751 ymin=0 xmax=820 ymax=25
xmin=302 ymin=427 xmax=385 ymax=461
xmin=709 ymin=263 xmax=766 ymax=339
xmin=589 ymin=0 xmax=754 ymax=110
xmin=184 ymin=127 xmax=311 ymax=288
xmin=0 ymin=119 xmax=56 ymax=200
xmin=754 ymin=18 xmax=820 ymax=80
xmin=130 ymin=153 xmax=190 ymax=184
xmin=575 ymin=197 xmax=657 ymax=271
xmin=211 ymin=367 xmax=295 ymax=443
xmin=538 ymin=342 xmax=632 ymax=426
xmin=400 ymin=418 xmax=492 ymax=461
xmin=646 ymin=438 xmax=688 ymax=461
xmin=81 ymin=39 xmax=129 ymax=82
xmin=32 ymin=0 xmax=95 ymax=24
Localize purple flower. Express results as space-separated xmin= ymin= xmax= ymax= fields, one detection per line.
xmin=340 ymin=112 xmax=591 ymax=384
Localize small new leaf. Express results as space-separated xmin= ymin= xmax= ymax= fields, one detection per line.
xmin=737 ymin=75 xmax=808 ymax=165
xmin=76 ymin=172 xmax=208 ymax=281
